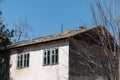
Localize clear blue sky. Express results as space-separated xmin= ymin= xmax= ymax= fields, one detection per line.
xmin=1 ymin=0 xmax=92 ymax=38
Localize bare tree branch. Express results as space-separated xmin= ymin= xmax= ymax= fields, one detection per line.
xmin=11 ymin=19 xmax=32 ymax=43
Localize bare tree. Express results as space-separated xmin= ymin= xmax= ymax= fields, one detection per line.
xmin=69 ymin=0 xmax=120 ymax=80
xmin=89 ymin=0 xmax=120 ymax=79
xmin=11 ymin=19 xmax=32 ymax=43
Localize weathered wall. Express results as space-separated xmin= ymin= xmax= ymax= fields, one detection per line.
xmin=10 ymin=41 xmax=69 ymax=80
xmin=69 ymin=38 xmax=108 ymax=80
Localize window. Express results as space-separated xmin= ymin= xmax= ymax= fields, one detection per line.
xmin=17 ymin=53 xmax=30 ymax=69
xmin=43 ymin=48 xmax=58 ymax=65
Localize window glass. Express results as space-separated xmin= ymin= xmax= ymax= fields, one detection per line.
xmin=17 ymin=55 xmax=20 ymax=68
xmin=27 ymin=54 xmax=29 ymax=67
xmin=20 ymin=55 xmax=23 ymax=68
xmin=47 ymin=50 xmax=50 ymax=64
xmin=24 ymin=54 xmax=27 ymax=67
xmin=55 ymin=48 xmax=58 ymax=64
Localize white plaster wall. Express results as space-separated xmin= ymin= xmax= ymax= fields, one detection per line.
xmin=10 ymin=42 xmax=69 ymax=80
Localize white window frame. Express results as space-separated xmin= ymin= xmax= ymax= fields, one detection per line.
xmin=43 ymin=47 xmax=59 ymax=65
xmin=17 ymin=52 xmax=30 ymax=69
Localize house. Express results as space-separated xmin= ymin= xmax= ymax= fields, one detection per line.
xmin=8 ymin=26 xmax=115 ymax=80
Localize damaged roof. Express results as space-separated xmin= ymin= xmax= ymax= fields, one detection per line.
xmin=8 ymin=26 xmax=102 ymax=49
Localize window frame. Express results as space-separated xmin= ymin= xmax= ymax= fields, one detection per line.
xmin=43 ymin=47 xmax=59 ymax=66
xmin=16 ymin=52 xmax=30 ymax=69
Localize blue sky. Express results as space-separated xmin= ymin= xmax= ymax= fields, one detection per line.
xmin=1 ymin=0 xmax=92 ymax=38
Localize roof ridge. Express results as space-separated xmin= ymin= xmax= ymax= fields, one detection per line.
xmin=8 ymin=26 xmax=102 ymax=49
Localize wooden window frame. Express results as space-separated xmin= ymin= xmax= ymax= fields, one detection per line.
xmin=43 ymin=47 xmax=59 ymax=66
xmin=17 ymin=53 xmax=30 ymax=69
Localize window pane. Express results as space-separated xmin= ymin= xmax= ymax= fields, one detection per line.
xmin=52 ymin=55 xmax=54 ymax=64
xmin=55 ymin=49 xmax=58 ymax=55
xmin=55 ymin=55 xmax=58 ymax=63
xmin=44 ymin=51 xmax=47 ymax=65
xmin=52 ymin=49 xmax=55 ymax=64
xmin=47 ymin=50 xmax=50 ymax=64
xmin=26 ymin=54 xmax=29 ymax=67
xmin=44 ymin=57 xmax=46 ymax=65
xmin=18 ymin=56 xmax=20 ymax=59
xmin=27 ymin=53 xmax=29 ymax=59
xmin=24 ymin=54 xmax=27 ymax=67
xmin=27 ymin=60 xmax=29 ymax=67
xmin=17 ymin=60 xmax=19 ymax=68
xmin=48 ymin=50 xmax=50 ymax=55
xmin=52 ymin=50 xmax=54 ymax=55
xmin=55 ymin=49 xmax=58 ymax=63
xmin=44 ymin=52 xmax=46 ymax=56
xmin=17 ymin=56 xmax=20 ymax=68
xmin=20 ymin=55 xmax=23 ymax=68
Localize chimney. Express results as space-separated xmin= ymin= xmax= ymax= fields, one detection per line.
xmin=79 ymin=26 xmax=86 ymax=30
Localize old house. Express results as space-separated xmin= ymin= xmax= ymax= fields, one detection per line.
xmin=8 ymin=26 xmax=116 ymax=80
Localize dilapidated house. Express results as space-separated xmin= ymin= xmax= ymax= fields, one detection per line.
xmin=8 ymin=26 xmax=117 ymax=80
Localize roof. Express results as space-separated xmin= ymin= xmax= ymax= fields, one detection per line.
xmin=8 ymin=26 xmax=101 ymax=49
